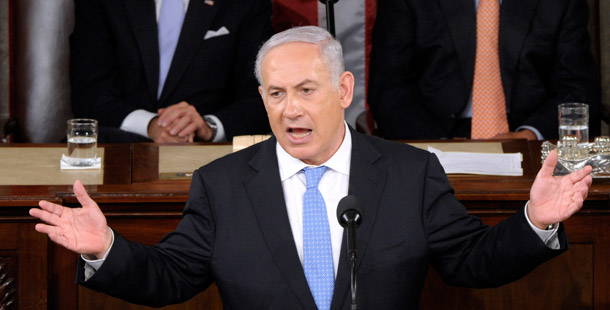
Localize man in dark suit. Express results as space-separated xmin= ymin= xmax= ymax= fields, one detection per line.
xmin=31 ymin=26 xmax=592 ymax=309
xmin=368 ymin=0 xmax=600 ymax=140
xmin=70 ymin=0 xmax=272 ymax=143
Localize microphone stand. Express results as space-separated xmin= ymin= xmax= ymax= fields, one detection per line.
xmin=337 ymin=195 xmax=362 ymax=310
xmin=319 ymin=0 xmax=339 ymax=37
xmin=345 ymin=219 xmax=358 ymax=310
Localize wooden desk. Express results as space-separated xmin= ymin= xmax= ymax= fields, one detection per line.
xmin=0 ymin=141 xmax=609 ymax=309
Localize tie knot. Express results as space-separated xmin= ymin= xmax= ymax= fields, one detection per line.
xmin=303 ymin=166 xmax=327 ymax=189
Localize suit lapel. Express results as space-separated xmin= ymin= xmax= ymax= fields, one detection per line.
xmin=439 ymin=0 xmax=476 ymax=84
xmin=499 ymin=0 xmax=539 ymax=104
xmin=125 ymin=0 xmax=159 ymax=103
xmin=331 ymin=130 xmax=387 ymax=309
xmin=245 ymin=137 xmax=317 ymax=310
xmin=158 ymin=0 xmax=220 ymax=103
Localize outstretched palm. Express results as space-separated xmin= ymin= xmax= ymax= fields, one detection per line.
xmin=29 ymin=180 xmax=112 ymax=258
xmin=528 ymin=150 xmax=593 ymax=229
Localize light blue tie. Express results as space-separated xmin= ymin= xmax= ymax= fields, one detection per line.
xmin=303 ymin=166 xmax=334 ymax=310
xmin=157 ymin=0 xmax=185 ymax=98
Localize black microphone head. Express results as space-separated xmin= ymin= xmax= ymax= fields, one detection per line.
xmin=337 ymin=195 xmax=363 ymax=227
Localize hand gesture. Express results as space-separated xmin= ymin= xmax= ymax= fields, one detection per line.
xmin=157 ymin=101 xmax=214 ymax=141
xmin=148 ymin=117 xmax=194 ymax=143
xmin=528 ymin=150 xmax=593 ymax=229
xmin=29 ymin=180 xmax=113 ymax=259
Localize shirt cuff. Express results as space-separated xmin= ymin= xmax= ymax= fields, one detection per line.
xmin=120 ymin=110 xmax=159 ymax=139
xmin=524 ymin=201 xmax=560 ymax=249
xmin=204 ymin=114 xmax=226 ymax=142
xmin=82 ymin=229 xmax=115 ymax=280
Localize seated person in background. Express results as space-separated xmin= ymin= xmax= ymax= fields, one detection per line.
xmin=368 ymin=0 xmax=601 ymax=140
xmin=70 ymin=0 xmax=272 ymax=143
xmin=30 ymin=26 xmax=593 ymax=309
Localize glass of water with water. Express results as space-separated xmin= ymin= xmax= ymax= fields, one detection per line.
xmin=558 ymin=103 xmax=589 ymax=145
xmin=64 ymin=119 xmax=98 ymax=166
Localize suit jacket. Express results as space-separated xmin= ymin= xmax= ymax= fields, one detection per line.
xmin=78 ymin=129 xmax=566 ymax=309
xmin=368 ymin=0 xmax=600 ymax=140
xmin=69 ymin=0 xmax=272 ymax=140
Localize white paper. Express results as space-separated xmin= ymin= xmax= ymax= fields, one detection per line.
xmin=428 ymin=146 xmax=523 ymax=176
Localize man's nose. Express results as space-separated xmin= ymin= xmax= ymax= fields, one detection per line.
xmin=283 ymin=94 xmax=303 ymax=118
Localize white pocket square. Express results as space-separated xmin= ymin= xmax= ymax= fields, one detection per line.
xmin=204 ymin=26 xmax=230 ymax=40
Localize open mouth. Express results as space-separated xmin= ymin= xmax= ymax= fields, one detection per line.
xmin=287 ymin=128 xmax=312 ymax=139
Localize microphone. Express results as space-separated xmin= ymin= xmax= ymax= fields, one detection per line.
xmin=318 ymin=0 xmax=341 ymax=37
xmin=337 ymin=195 xmax=363 ymax=310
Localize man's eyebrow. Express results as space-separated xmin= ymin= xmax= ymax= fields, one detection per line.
xmin=295 ymin=79 xmax=317 ymax=88
xmin=266 ymin=84 xmax=284 ymax=91
xmin=266 ymin=79 xmax=317 ymax=93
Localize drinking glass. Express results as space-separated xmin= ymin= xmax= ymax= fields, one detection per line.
xmin=558 ymin=103 xmax=589 ymax=145
xmin=64 ymin=119 xmax=98 ymax=166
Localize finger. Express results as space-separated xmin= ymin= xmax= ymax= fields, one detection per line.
xmin=538 ymin=149 xmax=558 ymax=178
xmin=177 ymin=123 xmax=199 ymax=138
xmin=169 ymin=115 xmax=193 ymax=136
xmin=38 ymin=200 xmax=64 ymax=216
xmin=177 ymin=122 xmax=199 ymax=138
xmin=157 ymin=108 xmax=166 ymax=115
xmin=158 ymin=131 xmax=186 ymax=143
xmin=157 ymin=105 xmax=181 ymax=126
xmin=34 ymin=222 xmax=63 ymax=236
xmin=568 ymin=165 xmax=593 ymax=183
xmin=33 ymin=201 xmax=65 ymax=226
xmin=158 ymin=107 xmax=187 ymax=128
xmin=158 ymin=102 xmax=190 ymax=126
xmin=73 ymin=180 xmax=97 ymax=209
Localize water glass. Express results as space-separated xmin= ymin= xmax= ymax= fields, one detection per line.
xmin=558 ymin=103 xmax=589 ymax=145
xmin=64 ymin=119 xmax=98 ymax=166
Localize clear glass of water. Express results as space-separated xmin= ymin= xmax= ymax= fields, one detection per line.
xmin=64 ymin=118 xmax=98 ymax=166
xmin=558 ymin=103 xmax=589 ymax=145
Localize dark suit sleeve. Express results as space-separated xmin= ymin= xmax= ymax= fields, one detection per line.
xmin=368 ymin=0 xmax=448 ymax=139
xmin=70 ymin=0 xmax=145 ymax=127
xmin=511 ymin=0 xmax=600 ymax=138
xmin=421 ymin=154 xmax=566 ymax=287
xmin=200 ymin=0 xmax=272 ymax=138
xmin=78 ymin=169 xmax=215 ymax=307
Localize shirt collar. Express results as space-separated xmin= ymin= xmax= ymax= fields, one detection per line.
xmin=277 ymin=122 xmax=352 ymax=181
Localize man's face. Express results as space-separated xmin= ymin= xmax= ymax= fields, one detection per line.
xmin=258 ymin=42 xmax=353 ymax=165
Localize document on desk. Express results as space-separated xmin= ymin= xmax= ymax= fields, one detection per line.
xmin=428 ymin=146 xmax=523 ymax=176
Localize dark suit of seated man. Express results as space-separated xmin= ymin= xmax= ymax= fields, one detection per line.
xmin=368 ymin=0 xmax=601 ymax=141
xmin=31 ymin=26 xmax=593 ymax=309
xmin=70 ymin=0 xmax=272 ymax=143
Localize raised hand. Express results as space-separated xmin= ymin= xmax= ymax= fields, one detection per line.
xmin=528 ymin=150 xmax=593 ymax=229
xmin=29 ymin=180 xmax=113 ymax=259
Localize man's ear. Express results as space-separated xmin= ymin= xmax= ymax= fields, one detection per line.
xmin=338 ymin=71 xmax=355 ymax=109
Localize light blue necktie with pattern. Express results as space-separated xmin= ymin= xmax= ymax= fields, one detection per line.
xmin=157 ymin=0 xmax=185 ymax=98
xmin=303 ymin=166 xmax=334 ymax=310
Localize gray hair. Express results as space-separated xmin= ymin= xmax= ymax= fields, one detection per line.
xmin=255 ymin=26 xmax=345 ymax=89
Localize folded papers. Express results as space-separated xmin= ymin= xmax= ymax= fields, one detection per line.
xmin=428 ymin=146 xmax=523 ymax=176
